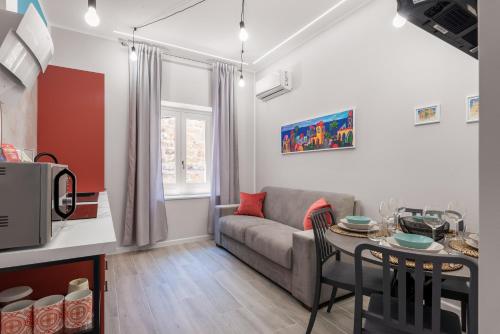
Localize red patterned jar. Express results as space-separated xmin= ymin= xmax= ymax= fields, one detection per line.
xmin=33 ymin=295 xmax=64 ymax=334
xmin=63 ymin=290 xmax=92 ymax=334
xmin=1 ymin=300 xmax=34 ymax=334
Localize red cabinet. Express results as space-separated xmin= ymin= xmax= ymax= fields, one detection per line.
xmin=38 ymin=65 xmax=104 ymax=193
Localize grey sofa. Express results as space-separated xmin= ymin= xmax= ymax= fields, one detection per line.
xmin=214 ymin=186 xmax=356 ymax=308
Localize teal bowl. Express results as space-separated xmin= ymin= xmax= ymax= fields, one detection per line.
xmin=394 ymin=233 xmax=433 ymax=249
xmin=345 ymin=216 xmax=371 ymax=225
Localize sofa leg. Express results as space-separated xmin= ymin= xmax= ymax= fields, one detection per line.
xmin=326 ymin=287 xmax=337 ymax=313
xmin=306 ymin=279 xmax=322 ymax=334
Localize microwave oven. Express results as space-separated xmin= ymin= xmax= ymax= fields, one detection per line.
xmin=0 ymin=162 xmax=76 ymax=250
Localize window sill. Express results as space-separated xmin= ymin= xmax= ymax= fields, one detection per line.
xmin=165 ymin=194 xmax=211 ymax=201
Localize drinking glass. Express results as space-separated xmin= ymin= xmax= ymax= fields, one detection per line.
xmin=423 ymin=206 xmax=445 ymax=241
xmin=379 ymin=201 xmax=392 ymax=224
xmin=445 ymin=201 xmax=467 ymax=241
xmin=388 ymin=198 xmax=402 ymax=232
xmin=368 ymin=222 xmax=385 ymax=245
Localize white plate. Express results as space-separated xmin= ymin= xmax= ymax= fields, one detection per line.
xmin=339 ymin=218 xmax=377 ymax=231
xmin=469 ymin=233 xmax=479 ymax=243
xmin=465 ymin=238 xmax=479 ymax=250
xmin=337 ymin=222 xmax=379 ymax=233
xmin=386 ymin=236 xmax=444 ymax=254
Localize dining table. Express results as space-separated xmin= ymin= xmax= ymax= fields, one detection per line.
xmin=324 ymin=228 xmax=477 ymax=280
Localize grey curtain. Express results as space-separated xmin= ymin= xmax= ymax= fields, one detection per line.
xmin=123 ymin=44 xmax=168 ymax=247
xmin=209 ymin=62 xmax=240 ymax=243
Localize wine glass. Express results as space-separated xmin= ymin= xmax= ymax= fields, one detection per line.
xmin=368 ymin=222 xmax=385 ymax=245
xmin=445 ymin=201 xmax=467 ymax=241
xmin=423 ymin=206 xmax=445 ymax=241
xmin=379 ymin=201 xmax=392 ymax=225
xmin=388 ymin=198 xmax=402 ymax=232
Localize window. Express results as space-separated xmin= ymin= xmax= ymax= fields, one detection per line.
xmin=160 ymin=102 xmax=212 ymax=196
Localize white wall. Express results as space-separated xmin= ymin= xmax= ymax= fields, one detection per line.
xmin=478 ymin=1 xmax=500 ymax=331
xmin=50 ymin=27 xmax=255 ymax=243
xmin=255 ymin=0 xmax=479 ymax=228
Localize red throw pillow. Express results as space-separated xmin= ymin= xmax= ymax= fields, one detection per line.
xmin=235 ymin=192 xmax=267 ymax=218
xmin=303 ymin=198 xmax=333 ymax=230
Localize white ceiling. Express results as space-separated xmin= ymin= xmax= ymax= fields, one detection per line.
xmin=41 ymin=0 xmax=370 ymax=70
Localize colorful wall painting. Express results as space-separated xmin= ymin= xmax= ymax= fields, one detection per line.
xmin=466 ymin=95 xmax=479 ymax=123
xmin=281 ymin=109 xmax=355 ymax=154
xmin=415 ymin=104 xmax=440 ymax=125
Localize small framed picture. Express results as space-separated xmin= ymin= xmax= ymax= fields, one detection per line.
xmin=466 ymin=95 xmax=479 ymax=123
xmin=415 ymin=104 xmax=440 ymax=126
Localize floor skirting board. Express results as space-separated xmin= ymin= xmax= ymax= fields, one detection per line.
xmin=112 ymin=234 xmax=212 ymax=254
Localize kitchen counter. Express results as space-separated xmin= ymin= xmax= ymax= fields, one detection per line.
xmin=0 ymin=192 xmax=117 ymax=269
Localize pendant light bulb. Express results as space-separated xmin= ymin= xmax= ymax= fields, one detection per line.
xmin=238 ymin=74 xmax=245 ymax=88
xmin=239 ymin=21 xmax=248 ymax=41
xmin=392 ymin=13 xmax=407 ymax=28
xmin=85 ymin=1 xmax=100 ymax=27
xmin=130 ymin=46 xmax=137 ymax=62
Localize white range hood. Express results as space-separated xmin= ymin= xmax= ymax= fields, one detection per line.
xmin=0 ymin=4 xmax=53 ymax=104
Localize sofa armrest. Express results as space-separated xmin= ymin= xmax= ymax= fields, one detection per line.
xmin=215 ymin=204 xmax=239 ymax=217
xmin=292 ymin=230 xmax=317 ymax=307
xmin=213 ymin=204 xmax=239 ymax=245
xmin=215 ymin=204 xmax=240 ymax=209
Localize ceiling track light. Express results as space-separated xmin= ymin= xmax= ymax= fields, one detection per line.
xmin=393 ymin=13 xmax=407 ymax=28
xmin=239 ymin=0 xmax=248 ymax=42
xmin=85 ymin=0 xmax=100 ymax=27
xmin=130 ymin=27 xmax=138 ymax=62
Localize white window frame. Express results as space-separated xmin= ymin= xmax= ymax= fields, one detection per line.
xmin=161 ymin=101 xmax=212 ymax=197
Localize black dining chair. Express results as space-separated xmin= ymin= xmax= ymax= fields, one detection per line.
xmin=397 ymin=208 xmax=470 ymax=331
xmin=353 ymin=242 xmax=478 ymax=334
xmin=306 ymin=207 xmax=384 ymax=334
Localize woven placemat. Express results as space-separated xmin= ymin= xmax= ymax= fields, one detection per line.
xmin=370 ymin=251 xmax=463 ymax=272
xmin=449 ymin=240 xmax=479 ymax=258
xmin=330 ymin=225 xmax=368 ymax=238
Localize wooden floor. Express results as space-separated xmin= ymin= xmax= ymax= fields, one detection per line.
xmin=105 ymin=240 xmax=362 ymax=334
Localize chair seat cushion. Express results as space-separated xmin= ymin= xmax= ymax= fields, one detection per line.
xmin=244 ymin=222 xmax=300 ymax=269
xmin=364 ymin=293 xmax=461 ymax=334
xmin=323 ymin=261 xmax=383 ymax=294
xmin=441 ymin=278 xmax=469 ymax=299
xmin=219 ymin=215 xmax=273 ymax=243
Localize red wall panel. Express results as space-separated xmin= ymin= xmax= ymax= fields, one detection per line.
xmin=38 ymin=65 xmax=105 ymax=193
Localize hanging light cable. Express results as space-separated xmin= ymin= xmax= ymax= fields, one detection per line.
xmin=130 ymin=27 xmax=138 ymax=61
xmin=239 ymin=0 xmax=248 ymax=41
xmin=238 ymin=43 xmax=245 ymax=87
xmin=126 ymin=0 xmax=207 ymax=62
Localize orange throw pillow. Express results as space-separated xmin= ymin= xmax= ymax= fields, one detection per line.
xmin=235 ymin=192 xmax=267 ymax=218
xmin=303 ymin=198 xmax=333 ymax=230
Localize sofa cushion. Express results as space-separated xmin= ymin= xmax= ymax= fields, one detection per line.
xmin=303 ymin=198 xmax=333 ymax=230
xmin=262 ymin=186 xmax=355 ymax=230
xmin=219 ymin=215 xmax=273 ymax=243
xmin=244 ymin=222 xmax=300 ymax=269
xmin=235 ymin=192 xmax=267 ymax=217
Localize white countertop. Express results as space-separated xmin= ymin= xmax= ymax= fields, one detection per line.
xmin=0 ymin=192 xmax=117 ymax=269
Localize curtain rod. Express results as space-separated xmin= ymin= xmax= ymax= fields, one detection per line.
xmin=120 ymin=39 xmax=223 ymax=67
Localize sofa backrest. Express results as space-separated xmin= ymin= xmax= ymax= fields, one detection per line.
xmin=261 ymin=186 xmax=356 ymax=230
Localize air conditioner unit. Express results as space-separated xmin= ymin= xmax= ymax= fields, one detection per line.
xmin=256 ymin=70 xmax=292 ymax=101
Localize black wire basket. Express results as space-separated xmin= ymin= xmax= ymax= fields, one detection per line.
xmin=398 ymin=216 xmax=450 ymax=241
